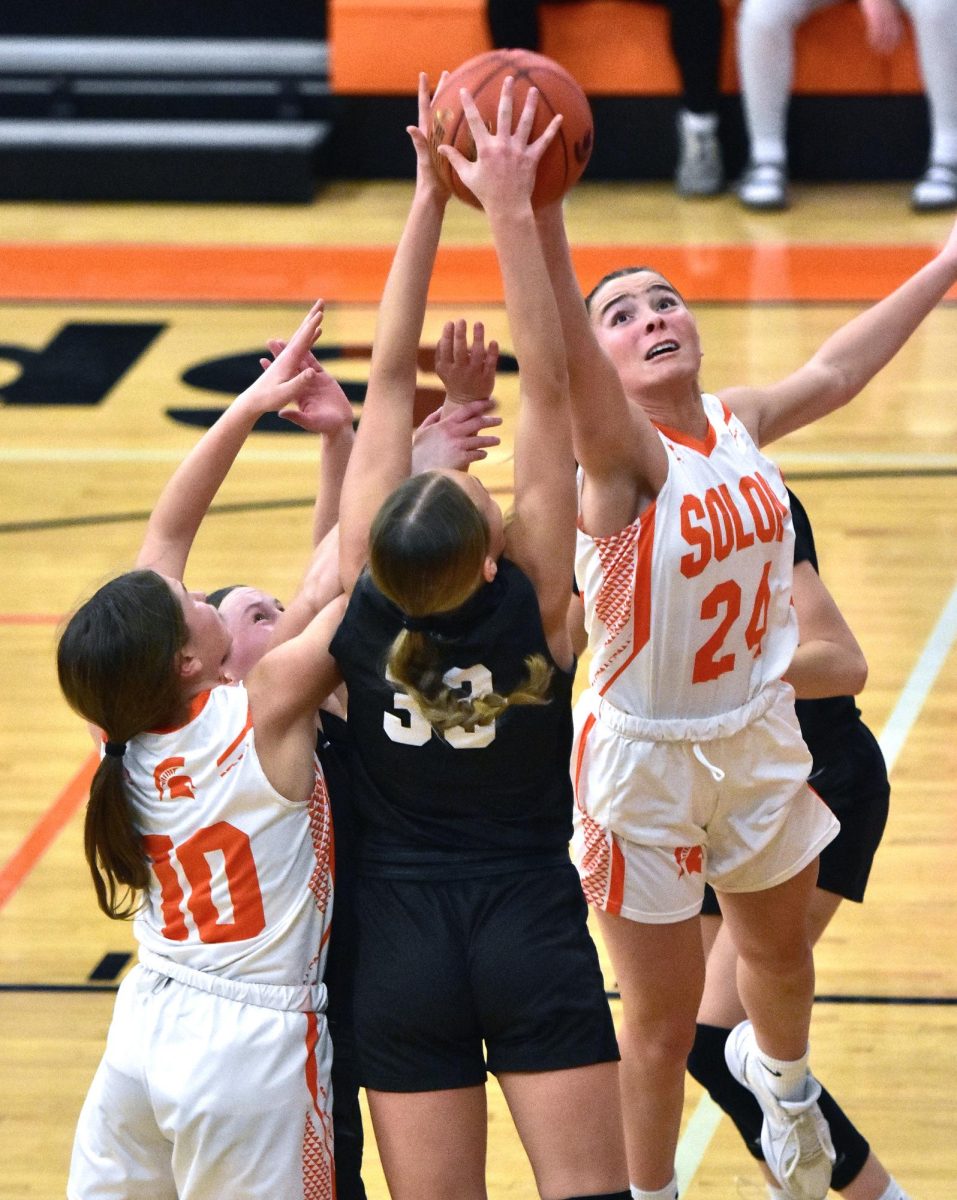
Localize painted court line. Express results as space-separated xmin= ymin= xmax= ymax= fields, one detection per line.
xmin=3 ymin=448 xmax=956 ymax=472
xmin=0 ymin=752 xmax=98 ymax=912
xmin=0 ymin=242 xmax=952 ymax=304
xmin=0 ymin=613 xmax=62 ymax=625
xmin=676 ymin=573 xmax=957 ymax=1192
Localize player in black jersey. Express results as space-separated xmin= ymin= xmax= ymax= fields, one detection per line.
xmin=688 ymin=489 xmax=911 ymax=1200
xmin=331 ymin=75 xmax=629 ymax=1200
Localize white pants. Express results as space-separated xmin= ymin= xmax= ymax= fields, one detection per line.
xmin=68 ymin=962 xmax=334 ymax=1200
xmin=737 ymin=0 xmax=957 ymax=165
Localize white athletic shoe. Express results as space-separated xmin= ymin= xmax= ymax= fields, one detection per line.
xmin=675 ymin=112 xmax=724 ymax=197
xmin=724 ymin=1021 xmax=835 ymax=1200
xmin=911 ymin=162 xmax=957 ymax=212
xmin=737 ymin=162 xmax=789 ymax=211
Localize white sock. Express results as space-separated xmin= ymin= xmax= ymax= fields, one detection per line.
xmin=680 ymin=108 xmax=718 ymax=135
xmin=630 ymin=1178 xmax=678 ymax=1200
xmin=752 ymin=1043 xmax=811 ymax=1103
xmin=876 ymin=1180 xmax=912 ymax=1200
xmin=930 ymin=130 xmax=957 ymax=166
xmin=750 ymin=137 xmax=787 ymax=167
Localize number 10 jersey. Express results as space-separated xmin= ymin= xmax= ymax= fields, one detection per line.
xmin=122 ymin=684 xmax=334 ymax=990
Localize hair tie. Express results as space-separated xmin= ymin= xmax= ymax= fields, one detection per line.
xmin=104 ymin=741 xmax=127 ymax=759
xmin=400 ymin=614 xmax=434 ymax=634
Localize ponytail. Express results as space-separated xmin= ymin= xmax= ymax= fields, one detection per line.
xmin=84 ymin=755 xmax=151 ymax=918
xmin=58 ymin=570 xmax=187 ymax=919
xmin=387 ymin=630 xmax=553 ymax=735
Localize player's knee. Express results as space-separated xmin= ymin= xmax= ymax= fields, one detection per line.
xmin=622 ymin=1013 xmax=696 ymax=1068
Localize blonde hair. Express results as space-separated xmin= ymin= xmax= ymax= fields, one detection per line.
xmin=369 ymin=473 xmax=553 ymax=734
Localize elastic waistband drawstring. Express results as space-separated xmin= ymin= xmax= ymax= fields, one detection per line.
xmin=693 ymin=743 xmax=725 ymax=782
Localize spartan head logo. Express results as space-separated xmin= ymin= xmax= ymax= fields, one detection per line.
xmin=674 ymin=845 xmax=703 ymax=879
xmin=154 ymin=756 xmax=195 ymax=802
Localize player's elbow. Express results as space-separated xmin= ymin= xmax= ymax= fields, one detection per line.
xmin=846 ymin=646 xmax=868 ymax=695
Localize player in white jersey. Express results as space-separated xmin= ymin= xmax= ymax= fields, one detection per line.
xmin=536 ymin=201 xmax=957 ymax=1200
xmin=56 ymin=304 xmax=346 ymax=1200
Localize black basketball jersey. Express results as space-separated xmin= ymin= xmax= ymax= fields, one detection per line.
xmin=330 ymin=558 xmax=576 ymax=876
xmin=788 ymin=488 xmax=861 ymax=751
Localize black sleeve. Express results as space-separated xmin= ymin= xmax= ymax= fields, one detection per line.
xmin=787 ymin=488 xmax=818 ymax=572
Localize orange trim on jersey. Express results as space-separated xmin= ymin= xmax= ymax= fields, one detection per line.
xmin=597 ymin=502 xmax=657 ymax=696
xmin=304 ymin=1010 xmax=320 ymax=1113
xmin=652 ymin=417 xmax=717 ymax=457
xmin=607 ymin=837 xmax=626 ymax=917
xmin=215 ymin=704 xmax=253 ymax=768
xmin=573 ymin=715 xmax=625 ymax=917
xmin=719 ymin=399 xmax=734 ymax=425
xmin=574 ymin=712 xmax=597 ymax=799
xmin=149 ymin=689 xmax=212 ymax=734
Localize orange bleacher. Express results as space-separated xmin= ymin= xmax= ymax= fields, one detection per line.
xmin=329 ymin=0 xmax=921 ymax=98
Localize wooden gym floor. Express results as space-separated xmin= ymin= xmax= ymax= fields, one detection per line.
xmin=1 ymin=179 xmax=955 ymax=1197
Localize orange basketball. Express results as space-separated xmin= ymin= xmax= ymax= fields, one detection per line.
xmin=429 ymin=49 xmax=594 ymax=209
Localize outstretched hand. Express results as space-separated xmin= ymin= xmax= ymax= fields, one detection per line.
xmin=437 ymin=76 xmax=562 ymax=214
xmin=408 ymin=70 xmax=452 ymax=201
xmin=238 ymin=300 xmax=328 ymax=418
xmin=259 ymin=337 xmax=354 ymax=435
xmin=412 ymin=398 xmax=502 ymax=472
xmin=434 ymin=319 xmax=500 ymax=405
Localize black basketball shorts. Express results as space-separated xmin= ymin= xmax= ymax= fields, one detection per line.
xmin=351 ymin=859 xmax=620 ymax=1092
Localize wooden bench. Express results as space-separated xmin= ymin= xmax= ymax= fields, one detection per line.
xmin=327 ymin=0 xmax=929 ymax=181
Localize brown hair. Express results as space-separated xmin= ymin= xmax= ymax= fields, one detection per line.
xmin=584 ymin=265 xmax=683 ymax=314
xmin=368 ymin=473 xmax=553 ymax=733
xmin=57 ymin=569 xmax=188 ymax=919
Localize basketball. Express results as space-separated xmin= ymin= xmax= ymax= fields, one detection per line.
xmin=429 ymin=50 xmax=594 ymax=209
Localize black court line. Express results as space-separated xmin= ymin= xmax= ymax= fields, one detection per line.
xmin=3 ymin=466 xmax=957 ymax=536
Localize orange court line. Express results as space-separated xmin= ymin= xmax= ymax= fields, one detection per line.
xmin=0 ymin=613 xmax=64 ymax=625
xmin=0 ymin=751 xmax=97 ymax=912
xmin=0 ymin=242 xmax=951 ymax=305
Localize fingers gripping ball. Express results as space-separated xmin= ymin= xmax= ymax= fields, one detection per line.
xmin=429 ymin=50 xmax=594 ymax=208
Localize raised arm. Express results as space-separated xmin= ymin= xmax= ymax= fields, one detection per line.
xmin=260 ymin=334 xmax=355 ymax=545
xmin=245 ymin=593 xmax=348 ymax=803
xmin=722 ymin=213 xmax=957 ymax=446
xmin=533 ymin=203 xmax=667 ymax=532
xmin=439 ymin=79 xmax=574 ymax=663
xmin=136 ymin=301 xmax=327 ymax=579
xmin=338 ymin=73 xmax=451 ymax=593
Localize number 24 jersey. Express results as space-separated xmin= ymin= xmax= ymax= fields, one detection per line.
xmin=576 ymin=393 xmax=797 ymax=722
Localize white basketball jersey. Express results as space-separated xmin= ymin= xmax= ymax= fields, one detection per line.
xmin=576 ymin=394 xmax=797 ymax=721
xmin=121 ymin=685 xmax=333 ymax=988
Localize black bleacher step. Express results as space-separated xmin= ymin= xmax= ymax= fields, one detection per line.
xmin=0 ymin=118 xmax=333 ymax=201
xmin=0 ymin=78 xmax=334 ymax=121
